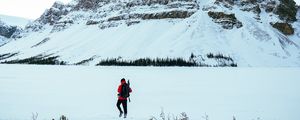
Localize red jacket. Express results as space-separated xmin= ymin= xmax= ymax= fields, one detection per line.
xmin=118 ymin=81 xmax=132 ymax=100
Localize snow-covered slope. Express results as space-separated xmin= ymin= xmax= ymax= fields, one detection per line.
xmin=0 ymin=0 xmax=299 ymax=67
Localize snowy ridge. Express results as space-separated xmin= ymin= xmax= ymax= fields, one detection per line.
xmin=0 ymin=15 xmax=30 ymax=46
xmin=0 ymin=14 xmax=31 ymax=28
xmin=0 ymin=0 xmax=299 ymax=66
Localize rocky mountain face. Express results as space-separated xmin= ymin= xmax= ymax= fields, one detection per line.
xmin=0 ymin=0 xmax=299 ymax=67
xmin=0 ymin=20 xmax=22 ymax=46
xmin=0 ymin=21 xmax=18 ymax=38
xmin=23 ymin=0 xmax=198 ymax=32
xmin=0 ymin=15 xmax=30 ymax=46
xmin=24 ymin=0 xmax=297 ymax=35
xmin=208 ymin=0 xmax=298 ymax=33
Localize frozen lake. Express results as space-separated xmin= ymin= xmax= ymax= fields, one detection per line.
xmin=0 ymin=64 xmax=299 ymax=120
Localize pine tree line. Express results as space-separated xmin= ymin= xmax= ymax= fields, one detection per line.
xmin=96 ymin=58 xmax=198 ymax=67
xmin=1 ymin=55 xmax=66 ymax=65
xmin=206 ymin=53 xmax=234 ymax=61
xmin=74 ymin=57 xmax=95 ymax=65
xmin=206 ymin=53 xmax=237 ymax=67
xmin=0 ymin=52 xmax=19 ymax=60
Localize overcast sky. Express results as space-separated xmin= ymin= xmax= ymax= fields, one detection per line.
xmin=0 ymin=0 xmax=299 ymax=19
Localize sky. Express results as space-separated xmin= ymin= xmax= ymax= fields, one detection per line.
xmin=0 ymin=0 xmax=299 ymax=19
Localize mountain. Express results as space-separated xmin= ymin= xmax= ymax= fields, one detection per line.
xmin=0 ymin=15 xmax=31 ymax=28
xmin=0 ymin=15 xmax=31 ymax=46
xmin=0 ymin=0 xmax=299 ymax=67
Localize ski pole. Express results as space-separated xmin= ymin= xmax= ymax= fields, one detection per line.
xmin=128 ymin=79 xmax=131 ymax=102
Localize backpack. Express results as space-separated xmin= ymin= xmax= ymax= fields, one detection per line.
xmin=120 ymin=83 xmax=130 ymax=98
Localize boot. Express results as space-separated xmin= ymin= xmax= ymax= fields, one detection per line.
xmin=119 ymin=112 xmax=123 ymax=117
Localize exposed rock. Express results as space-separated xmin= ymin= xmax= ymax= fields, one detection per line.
xmin=240 ymin=0 xmax=257 ymax=5
xmin=108 ymin=10 xmax=195 ymax=21
xmin=125 ymin=0 xmax=198 ymax=9
xmin=253 ymin=5 xmax=261 ymax=14
xmin=31 ymin=37 xmax=50 ymax=48
xmin=24 ymin=22 xmax=44 ymax=32
xmin=37 ymin=1 xmax=70 ymax=25
xmin=262 ymin=1 xmax=276 ymax=12
xmin=215 ymin=0 xmax=234 ymax=8
xmin=215 ymin=0 xmax=234 ymax=5
xmin=0 ymin=21 xmax=21 ymax=38
xmin=241 ymin=4 xmax=261 ymax=14
xmin=74 ymin=0 xmax=104 ymax=10
xmin=275 ymin=0 xmax=297 ymax=22
xmin=141 ymin=0 xmax=169 ymax=6
xmin=24 ymin=2 xmax=74 ymax=33
xmin=142 ymin=10 xmax=195 ymax=19
xmin=126 ymin=20 xmax=140 ymax=26
xmin=167 ymin=2 xmax=198 ymax=9
xmin=51 ymin=20 xmax=74 ymax=33
xmin=126 ymin=0 xmax=172 ymax=7
xmin=0 ymin=26 xmax=18 ymax=38
xmin=271 ymin=22 xmax=294 ymax=35
xmin=52 ymin=1 xmax=66 ymax=10
xmin=99 ymin=21 xmax=121 ymax=29
xmin=202 ymin=5 xmax=217 ymax=11
xmin=208 ymin=11 xmax=243 ymax=29
xmin=10 ymin=27 xmax=23 ymax=39
xmin=86 ymin=20 xmax=100 ymax=25
xmin=29 ymin=0 xmax=198 ymax=31
xmin=107 ymin=15 xmax=124 ymax=21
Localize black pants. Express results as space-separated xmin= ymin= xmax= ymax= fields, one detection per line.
xmin=116 ymin=99 xmax=127 ymax=114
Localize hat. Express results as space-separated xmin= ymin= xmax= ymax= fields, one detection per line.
xmin=121 ymin=78 xmax=126 ymax=82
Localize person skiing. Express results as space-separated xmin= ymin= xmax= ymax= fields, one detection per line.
xmin=117 ymin=78 xmax=132 ymax=118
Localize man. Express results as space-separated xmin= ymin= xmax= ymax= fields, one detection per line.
xmin=117 ymin=78 xmax=132 ymax=118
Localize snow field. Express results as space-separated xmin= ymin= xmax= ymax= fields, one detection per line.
xmin=0 ymin=65 xmax=299 ymax=120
